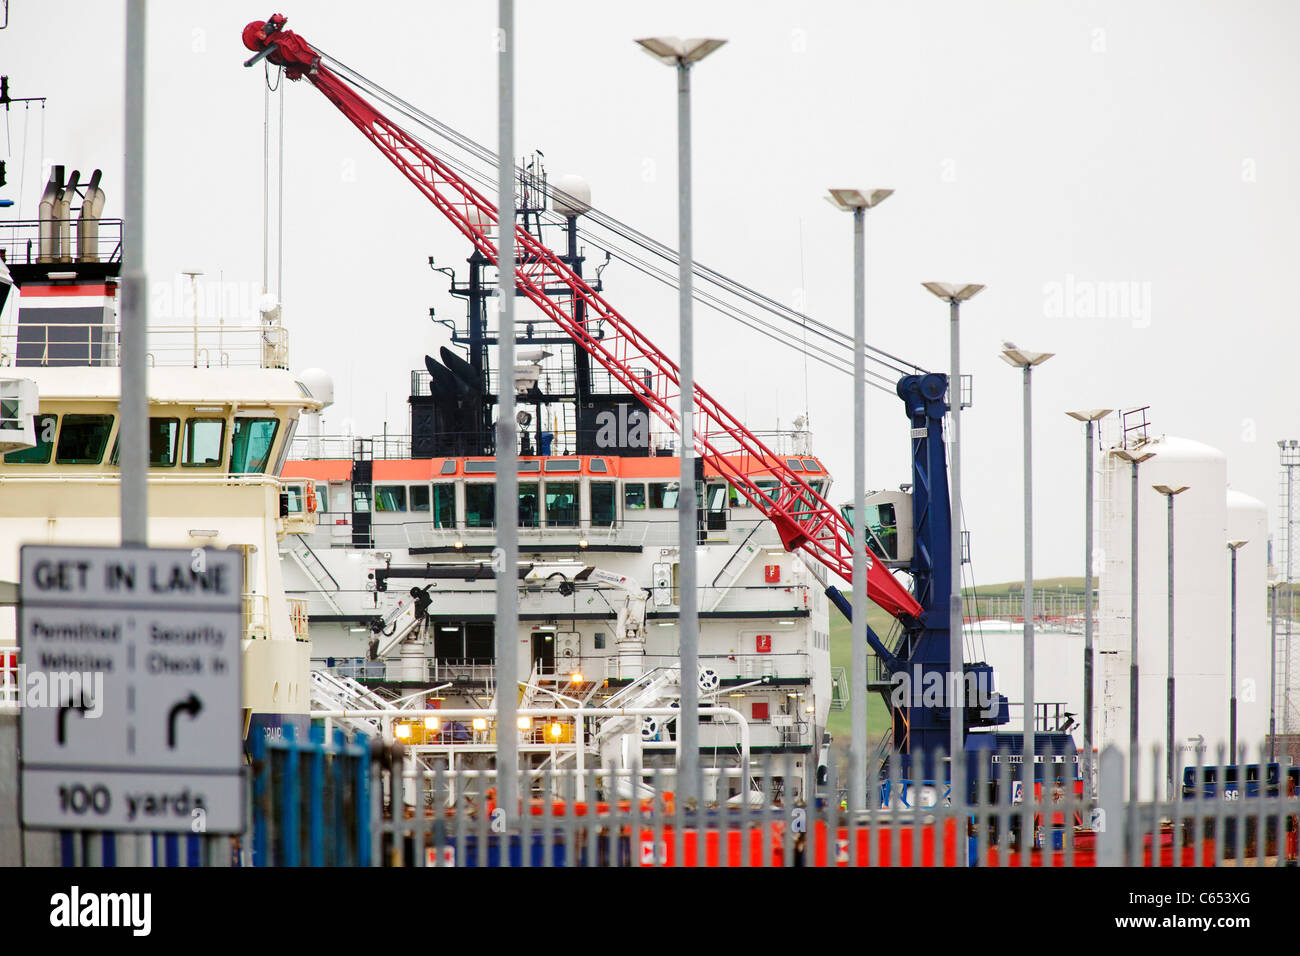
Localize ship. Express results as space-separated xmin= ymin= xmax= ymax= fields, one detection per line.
xmin=0 ymin=162 xmax=324 ymax=745
xmin=279 ymin=159 xmax=837 ymax=801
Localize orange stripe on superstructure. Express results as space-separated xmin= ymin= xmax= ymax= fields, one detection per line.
xmin=374 ymin=459 xmax=445 ymax=480
xmin=279 ymin=454 xmax=824 ymax=484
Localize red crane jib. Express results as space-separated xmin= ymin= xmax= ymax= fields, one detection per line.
xmin=242 ymin=15 xmax=923 ymax=622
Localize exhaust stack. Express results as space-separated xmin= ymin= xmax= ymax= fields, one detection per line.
xmin=76 ymin=169 xmax=105 ymax=263
xmin=36 ymin=166 xmax=64 ymax=263
xmin=53 ymin=169 xmax=81 ymax=264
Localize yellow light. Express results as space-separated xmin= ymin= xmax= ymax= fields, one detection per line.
xmin=549 ymin=721 xmax=563 ymax=740
xmin=394 ymin=723 xmax=412 ymax=739
xmin=570 ymin=671 xmax=584 ymax=684
xmin=805 ymin=705 xmax=815 ymax=714
xmin=453 ymin=540 xmax=465 ymax=549
xmin=424 ymin=716 xmax=440 ymax=730
xmin=472 ymin=717 xmax=488 ymax=731
xmin=517 ymin=716 xmax=532 ymax=730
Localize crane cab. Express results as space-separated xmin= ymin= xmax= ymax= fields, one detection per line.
xmin=839 ymin=489 xmax=913 ymax=567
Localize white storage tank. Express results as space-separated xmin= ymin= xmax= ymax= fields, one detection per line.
xmin=1225 ymin=490 xmax=1269 ymax=754
xmin=1096 ymin=435 xmax=1229 ymax=798
xmin=973 ymin=620 xmax=1083 ymax=734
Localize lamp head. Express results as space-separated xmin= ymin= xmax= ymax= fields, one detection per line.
xmin=1066 ymin=409 xmax=1113 ymax=422
xmin=635 ymin=36 xmax=727 ymax=65
xmin=1000 ymin=347 xmax=1054 ymax=368
xmin=825 ymin=188 xmax=893 ymax=211
xmin=922 ymin=282 xmax=984 ymax=302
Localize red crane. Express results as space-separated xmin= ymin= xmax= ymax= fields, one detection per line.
xmin=242 ymin=14 xmax=923 ymax=621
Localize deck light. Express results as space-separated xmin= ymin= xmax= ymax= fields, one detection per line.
xmin=394 ymin=723 xmax=412 ymax=740
xmin=549 ymin=721 xmax=564 ymax=740
xmin=424 ymin=716 xmax=439 ymax=731
xmin=570 ymin=672 xmax=584 ymax=684
xmin=472 ymin=717 xmax=488 ymax=731
xmin=517 ymin=716 xmax=531 ymax=730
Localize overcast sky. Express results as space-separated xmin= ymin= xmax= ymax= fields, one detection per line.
xmin=3 ymin=1 xmax=1298 ymax=585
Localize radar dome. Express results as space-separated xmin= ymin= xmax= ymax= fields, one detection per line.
xmin=552 ymin=174 xmax=592 ymax=217
xmin=298 ymin=368 xmax=335 ymax=408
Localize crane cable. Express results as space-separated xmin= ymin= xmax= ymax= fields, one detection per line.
xmin=312 ymin=47 xmax=927 ymax=385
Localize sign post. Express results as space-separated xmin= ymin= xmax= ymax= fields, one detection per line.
xmin=18 ymin=545 xmax=244 ymax=834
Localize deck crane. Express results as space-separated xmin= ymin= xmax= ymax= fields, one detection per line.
xmin=243 ymin=15 xmax=1055 ymax=781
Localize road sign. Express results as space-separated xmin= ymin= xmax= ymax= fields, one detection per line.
xmin=18 ymin=544 xmax=244 ymax=833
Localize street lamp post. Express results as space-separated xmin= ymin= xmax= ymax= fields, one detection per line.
xmin=495 ymin=0 xmax=520 ymax=826
xmin=922 ymin=281 xmax=984 ymax=802
xmin=827 ymin=187 xmax=893 ymax=813
xmin=1270 ymin=580 xmax=1280 ymax=762
xmin=1066 ymin=409 xmax=1112 ymax=796
xmin=1154 ymin=483 xmax=1189 ymax=800
xmin=636 ymin=35 xmax=726 ymax=808
xmin=1000 ymin=344 xmax=1053 ymax=796
xmin=1114 ymin=447 xmax=1154 ymax=805
xmin=1227 ymin=540 xmax=1248 ymax=758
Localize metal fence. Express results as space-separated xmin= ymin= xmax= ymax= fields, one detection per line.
xmin=246 ymin=730 xmax=1298 ymax=868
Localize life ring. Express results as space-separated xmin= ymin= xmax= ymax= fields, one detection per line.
xmin=305 ymin=485 xmax=318 ymax=513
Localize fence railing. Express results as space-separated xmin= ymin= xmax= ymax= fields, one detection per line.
xmin=242 ymin=731 xmax=1298 ymax=868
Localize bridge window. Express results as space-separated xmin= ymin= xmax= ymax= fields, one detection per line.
xmin=110 ymin=417 xmax=181 ymax=468
xmin=231 ymin=417 xmax=280 ymax=474
xmin=755 ymin=479 xmax=779 ymax=505
xmin=430 ymin=483 xmax=454 ymax=528
xmin=375 ymin=485 xmax=407 ymax=512
xmin=591 ymin=481 xmax=616 ymax=526
xmin=3 ymin=413 xmax=56 ymax=463
xmin=518 ymin=481 xmax=540 ymax=527
xmin=55 ymin=414 xmax=114 ymax=465
xmin=545 ymin=481 xmax=579 ymax=527
xmin=649 ymin=481 xmax=679 ymax=509
xmin=624 ymin=482 xmax=646 ymax=510
xmin=409 ymin=485 xmax=430 ymax=512
xmin=465 ymin=483 xmax=495 ymax=528
xmin=183 ymin=418 xmax=226 ymax=468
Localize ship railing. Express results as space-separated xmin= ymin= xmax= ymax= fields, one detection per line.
xmin=0 ymin=318 xmax=290 ymax=370
xmin=367 ymin=517 xmax=792 ymax=552
xmin=312 ymin=651 xmax=810 ymax=693
xmin=428 ymin=659 xmax=497 ymax=684
xmin=243 ymin=593 xmax=268 ymax=639
xmin=290 ymin=434 xmax=413 ymax=460
xmin=635 ymin=652 xmax=813 ymax=683
xmin=0 ymin=218 xmax=124 ymax=266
